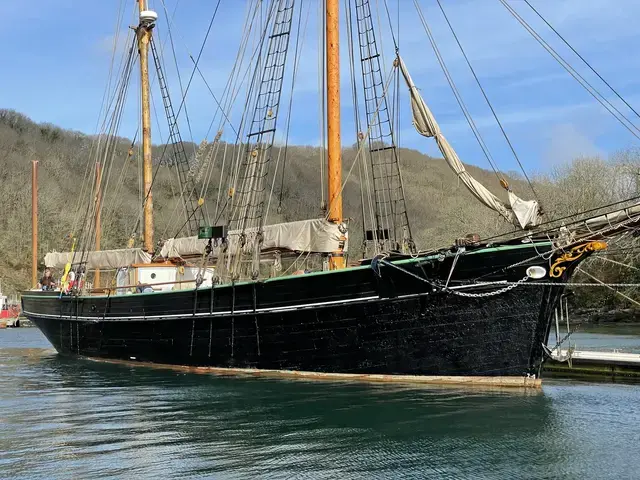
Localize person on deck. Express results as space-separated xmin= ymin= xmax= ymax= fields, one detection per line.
xmin=77 ymin=267 xmax=86 ymax=290
xmin=65 ymin=271 xmax=76 ymax=293
xmin=38 ymin=268 xmax=56 ymax=291
xmin=136 ymin=282 xmax=154 ymax=293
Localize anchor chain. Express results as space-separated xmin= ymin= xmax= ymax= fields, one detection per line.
xmin=446 ymin=276 xmax=530 ymax=298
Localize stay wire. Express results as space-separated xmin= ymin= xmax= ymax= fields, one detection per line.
xmin=346 ymin=0 xmax=369 ymax=253
xmin=225 ymin=0 xmax=280 ymax=229
xmin=71 ymin=0 xmax=129 ymax=237
xmin=203 ymin=0 xmax=266 ymax=217
xmin=475 ymin=193 xmax=640 ymax=249
xmin=436 ymin=0 xmax=539 ymax=201
xmin=75 ymin=37 xmax=137 ymax=271
xmin=159 ymin=0 xmax=241 ymax=139
xmin=413 ymin=0 xmax=504 ymax=183
xmin=131 ymin=0 xmax=223 ymax=242
xmin=277 ymin=0 xmax=307 ymax=213
xmin=71 ymin=2 xmax=134 ymax=241
xmin=382 ymin=0 xmax=398 ymax=51
xmin=499 ymin=0 xmax=640 ymax=141
xmin=523 ymin=0 xmax=640 ymax=123
xmin=191 ymin=63 xmax=240 ymax=138
xmin=159 ymin=0 xmax=197 ymax=158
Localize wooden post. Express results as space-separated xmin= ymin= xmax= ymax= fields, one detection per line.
xmin=94 ymin=162 xmax=102 ymax=288
xmin=138 ymin=0 xmax=154 ymax=252
xmin=326 ymin=0 xmax=345 ymax=269
xmin=31 ymin=160 xmax=38 ymax=288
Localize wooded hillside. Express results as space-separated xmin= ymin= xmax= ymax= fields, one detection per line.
xmin=1 ymin=109 xmax=638 ymax=312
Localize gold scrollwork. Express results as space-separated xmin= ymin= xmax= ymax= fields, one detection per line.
xmin=549 ymin=241 xmax=607 ymax=278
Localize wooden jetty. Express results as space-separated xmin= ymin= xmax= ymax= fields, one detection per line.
xmin=544 ymin=348 xmax=640 ymax=380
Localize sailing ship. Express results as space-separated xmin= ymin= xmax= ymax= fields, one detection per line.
xmin=21 ymin=0 xmax=640 ymax=387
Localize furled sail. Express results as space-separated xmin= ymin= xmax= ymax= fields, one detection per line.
xmin=160 ymin=218 xmax=347 ymax=258
xmin=396 ymin=56 xmax=540 ymax=229
xmin=44 ymin=248 xmax=152 ymax=270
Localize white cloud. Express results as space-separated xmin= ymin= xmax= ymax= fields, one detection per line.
xmin=542 ymin=123 xmax=604 ymax=168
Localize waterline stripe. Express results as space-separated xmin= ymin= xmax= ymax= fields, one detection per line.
xmin=85 ymin=356 xmax=543 ymax=389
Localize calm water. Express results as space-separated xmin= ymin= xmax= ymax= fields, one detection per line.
xmin=557 ymin=324 xmax=640 ymax=353
xmin=1 ymin=328 xmax=639 ymax=479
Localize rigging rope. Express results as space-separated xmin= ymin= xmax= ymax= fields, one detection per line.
xmin=353 ymin=0 xmax=415 ymax=253
xmin=70 ymin=1 xmax=133 ymax=240
xmin=523 ymin=0 xmax=640 ymax=123
xmin=457 ymin=193 xmax=640 ymax=250
xmin=594 ymin=253 xmax=640 ymax=272
xmin=129 ymin=0 xmax=223 ymax=243
xmin=318 ymin=0 xmax=327 ymax=210
xmin=158 ymin=1 xmax=241 ymax=141
xmin=149 ymin=35 xmax=205 ymax=236
xmin=159 ymin=0 xmax=197 ymax=159
xmin=412 ymin=0 xmax=505 ymax=184
xmin=225 ymin=1 xmax=280 ymax=226
xmin=226 ymin=0 xmax=296 ymax=279
xmin=225 ymin=0 xmax=282 ymax=229
xmin=195 ymin=0 xmax=266 ymax=219
xmin=499 ymin=0 xmax=640 ymax=141
xmin=324 ymin=66 xmax=397 ymax=227
xmin=436 ymin=0 xmax=539 ymax=201
xmin=577 ymin=268 xmax=640 ymax=307
xmin=368 ymin=0 xmax=395 ymax=246
xmin=382 ymin=0 xmax=398 ymax=51
xmin=74 ymin=33 xmax=138 ymax=272
xmin=275 ymin=0 xmax=310 ymax=216
xmin=346 ymin=0 xmax=374 ymax=256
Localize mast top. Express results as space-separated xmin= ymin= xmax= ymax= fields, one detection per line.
xmin=139 ymin=10 xmax=158 ymax=26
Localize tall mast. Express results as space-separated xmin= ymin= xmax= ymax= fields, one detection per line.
xmin=137 ymin=1 xmax=156 ymax=252
xmin=326 ymin=0 xmax=345 ymax=269
xmin=94 ymin=162 xmax=102 ymax=288
xmin=31 ymin=160 xmax=38 ymax=288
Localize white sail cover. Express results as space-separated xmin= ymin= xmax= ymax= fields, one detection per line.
xmin=397 ymin=56 xmax=540 ymax=229
xmin=584 ymin=203 xmax=640 ymax=231
xmin=44 ymin=248 xmax=152 ymax=270
xmin=160 ymin=218 xmax=346 ymax=258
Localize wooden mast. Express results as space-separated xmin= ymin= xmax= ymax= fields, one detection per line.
xmin=31 ymin=160 xmax=38 ymax=288
xmin=326 ymin=0 xmax=345 ymax=269
xmin=137 ymin=0 xmax=154 ymax=253
xmin=94 ymin=163 xmax=102 ymax=288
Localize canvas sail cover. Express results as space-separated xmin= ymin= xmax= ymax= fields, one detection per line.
xmin=44 ymin=248 xmax=152 ymax=270
xmin=160 ymin=218 xmax=346 ymax=258
xmin=584 ymin=203 xmax=640 ymax=231
xmin=396 ymin=56 xmax=540 ymax=229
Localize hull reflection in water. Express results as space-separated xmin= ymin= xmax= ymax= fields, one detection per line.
xmin=2 ymin=330 xmax=640 ymax=479
xmin=22 ymin=242 xmax=571 ymax=384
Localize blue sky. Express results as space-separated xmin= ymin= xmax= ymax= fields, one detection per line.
xmin=2 ymin=0 xmax=640 ymax=176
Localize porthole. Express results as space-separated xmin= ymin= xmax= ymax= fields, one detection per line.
xmin=526 ymin=266 xmax=546 ymax=279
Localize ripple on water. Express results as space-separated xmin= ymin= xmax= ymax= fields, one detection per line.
xmin=1 ymin=328 xmax=640 ymax=479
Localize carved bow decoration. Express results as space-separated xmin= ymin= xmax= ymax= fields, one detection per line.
xmin=549 ymin=241 xmax=608 ymax=278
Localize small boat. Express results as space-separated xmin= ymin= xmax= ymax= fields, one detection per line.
xmin=0 ymin=286 xmax=20 ymax=327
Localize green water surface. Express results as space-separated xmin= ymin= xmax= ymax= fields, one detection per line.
xmin=1 ymin=328 xmax=638 ymax=479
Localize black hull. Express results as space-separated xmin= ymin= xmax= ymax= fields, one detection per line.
xmin=23 ymin=242 xmax=576 ymax=380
